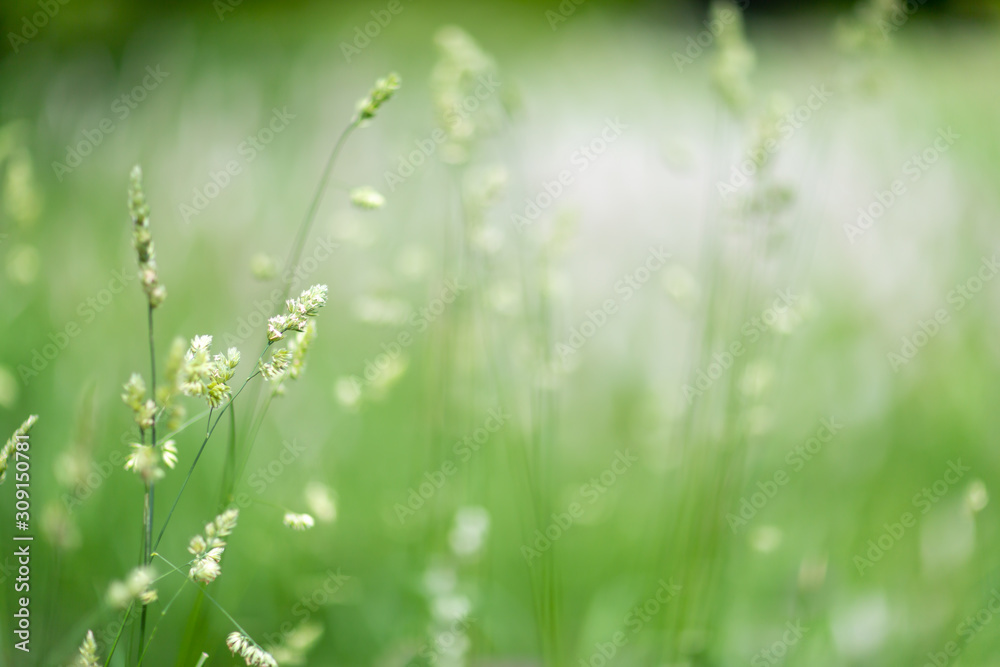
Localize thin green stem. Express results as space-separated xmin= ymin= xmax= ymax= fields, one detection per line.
xmin=233 ymin=392 xmax=274 ymax=489
xmin=159 ymin=407 xmax=211 ymax=442
xmin=281 ymin=120 xmax=358 ymax=302
xmin=153 ymin=346 xmax=269 ymax=551
xmin=139 ymin=303 xmax=157 ymax=664
xmin=220 ymin=404 xmax=237 ymax=509
xmin=104 ymin=603 xmax=135 ymax=667
xmin=137 ymin=575 xmax=190 ymax=666
xmin=235 ymin=119 xmax=358 ymax=512
xmin=153 ymin=554 xmax=258 ymax=642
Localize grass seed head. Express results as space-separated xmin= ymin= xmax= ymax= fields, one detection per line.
xmin=0 ymin=414 xmax=37 ymax=485
xmin=354 ymin=72 xmax=400 ymax=125
xmin=76 ymin=630 xmax=100 ymax=667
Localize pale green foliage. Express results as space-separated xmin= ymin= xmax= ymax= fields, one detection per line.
xmin=710 ymin=1 xmax=756 ymax=113
xmin=431 ymin=26 xmax=502 ymax=163
xmin=836 ymin=0 xmax=903 ymax=53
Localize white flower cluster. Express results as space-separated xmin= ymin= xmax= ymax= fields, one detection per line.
xmin=180 ymin=335 xmax=241 ymax=408
xmin=267 ymin=285 xmax=328 ymax=343
xmin=0 ymin=414 xmax=37 ymax=486
xmin=259 ymin=349 xmax=292 ymax=382
xmin=227 ymin=632 xmax=278 ymax=667
xmin=282 ymin=512 xmax=315 ymax=531
xmin=106 ymin=565 xmax=157 ymax=608
xmin=188 ymin=508 xmax=239 ymax=584
xmin=349 ymin=186 xmax=385 ymax=210
xmin=124 ymin=439 xmax=177 ymax=484
xmin=270 ymin=321 xmax=317 ymax=396
xmin=76 ymin=630 xmax=100 ymax=667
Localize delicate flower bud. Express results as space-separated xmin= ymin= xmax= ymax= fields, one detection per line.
xmin=354 ymin=72 xmax=400 ymax=124
xmin=349 ymin=186 xmax=386 ymax=210
xmin=1 ymin=415 xmax=37 ymax=485
xmin=106 ymin=566 xmax=156 ymax=609
xmin=128 ymin=165 xmax=166 ymax=308
xmin=77 ymin=630 xmax=100 ymax=667
xmin=282 ymin=512 xmax=315 ymax=531
xmin=188 ymin=509 xmax=239 ymax=585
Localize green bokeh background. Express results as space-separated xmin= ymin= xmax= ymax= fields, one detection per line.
xmin=2 ymin=1 xmax=1000 ymax=666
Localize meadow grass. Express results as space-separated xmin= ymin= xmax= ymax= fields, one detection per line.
xmin=1 ymin=1 xmax=999 ymax=665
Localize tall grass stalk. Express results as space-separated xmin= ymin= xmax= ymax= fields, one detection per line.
xmin=85 ymin=72 xmax=400 ymax=667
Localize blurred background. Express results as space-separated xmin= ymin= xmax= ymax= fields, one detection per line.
xmin=3 ymin=0 xmax=1000 ymax=665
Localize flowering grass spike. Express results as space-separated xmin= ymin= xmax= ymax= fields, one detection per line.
xmin=0 ymin=414 xmax=38 ymax=485
xmin=188 ymin=508 xmax=239 ymax=584
xmin=228 ymin=631 xmax=279 ymax=667
xmin=75 ymin=630 xmax=100 ymax=667
xmin=354 ymin=72 xmax=400 ymax=124
xmin=128 ymin=165 xmax=166 ymax=308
